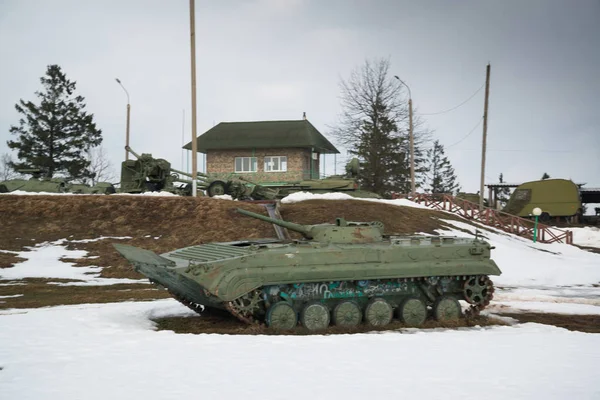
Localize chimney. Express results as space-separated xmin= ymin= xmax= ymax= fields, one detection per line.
xmin=302 ymin=111 xmax=307 ymax=120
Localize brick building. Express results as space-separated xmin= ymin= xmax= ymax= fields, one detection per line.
xmin=183 ymin=119 xmax=339 ymax=183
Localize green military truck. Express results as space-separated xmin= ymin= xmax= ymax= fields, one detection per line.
xmin=503 ymin=178 xmax=582 ymax=222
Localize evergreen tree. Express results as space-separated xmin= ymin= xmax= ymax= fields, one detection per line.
xmin=423 ymin=140 xmax=460 ymax=194
xmin=7 ymin=65 xmax=102 ymax=180
xmin=496 ymin=173 xmax=512 ymax=206
xmin=348 ymin=97 xmax=405 ymax=195
xmin=541 ymin=172 xmax=550 ymax=180
xmin=331 ymin=58 xmax=430 ymax=197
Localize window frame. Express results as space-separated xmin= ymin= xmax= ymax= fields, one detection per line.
xmin=264 ymin=156 xmax=288 ymax=172
xmin=234 ymin=156 xmax=257 ymax=173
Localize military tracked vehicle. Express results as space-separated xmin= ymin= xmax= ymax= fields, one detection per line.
xmin=0 ymin=169 xmax=115 ymax=194
xmin=114 ymin=208 xmax=501 ymax=331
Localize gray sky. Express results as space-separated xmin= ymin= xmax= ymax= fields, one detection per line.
xmin=1 ymin=0 xmax=598 ymax=191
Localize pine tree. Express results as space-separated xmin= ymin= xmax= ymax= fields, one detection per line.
xmin=7 ymin=65 xmax=102 ymax=180
xmin=332 ymin=58 xmax=430 ymax=197
xmin=424 ymin=140 xmax=460 ymax=194
xmin=348 ymin=97 xmax=405 ymax=195
xmin=541 ymin=172 xmax=550 ymax=180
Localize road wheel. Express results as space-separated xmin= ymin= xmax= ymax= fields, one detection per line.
xmin=364 ymin=298 xmax=393 ymax=327
xmin=433 ymin=296 xmax=461 ymax=322
xmin=266 ymin=302 xmax=297 ymax=330
xmin=398 ymin=297 xmax=427 ymax=327
xmin=300 ymin=302 xmax=330 ymax=331
xmin=332 ymin=301 xmax=362 ymax=327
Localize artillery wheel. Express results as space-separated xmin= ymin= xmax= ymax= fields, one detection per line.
xmin=433 ymin=296 xmax=461 ymax=322
xmin=463 ymin=276 xmax=494 ymax=306
xmin=332 ymin=301 xmax=362 ymax=327
xmin=364 ymin=298 xmax=393 ymax=327
xmin=300 ymin=302 xmax=330 ymax=331
xmin=207 ymin=181 xmax=227 ymax=197
xmin=398 ymin=297 xmax=427 ymax=327
xmin=266 ymin=302 xmax=297 ymax=330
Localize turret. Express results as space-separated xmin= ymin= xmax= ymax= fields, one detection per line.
xmin=236 ymin=208 xmax=384 ymax=243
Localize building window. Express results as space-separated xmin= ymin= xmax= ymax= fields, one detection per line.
xmin=264 ymin=156 xmax=287 ymax=172
xmin=234 ymin=157 xmax=257 ymax=173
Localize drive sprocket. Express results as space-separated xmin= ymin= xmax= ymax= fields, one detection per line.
xmin=225 ymin=290 xmax=264 ymax=324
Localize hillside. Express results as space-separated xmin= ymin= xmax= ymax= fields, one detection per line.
xmin=0 ymin=195 xmax=456 ymax=309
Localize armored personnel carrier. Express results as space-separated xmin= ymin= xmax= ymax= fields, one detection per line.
xmin=0 ymin=169 xmax=115 ymax=194
xmin=114 ymin=208 xmax=500 ymax=331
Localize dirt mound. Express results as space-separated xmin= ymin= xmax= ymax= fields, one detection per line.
xmin=0 ymin=195 xmax=456 ymax=309
xmin=0 ymin=195 xmax=449 ymax=260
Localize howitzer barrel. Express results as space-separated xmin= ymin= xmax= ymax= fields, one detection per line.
xmin=236 ymin=208 xmax=312 ymax=238
xmin=125 ymin=146 xmax=142 ymax=160
xmin=170 ymin=167 xmax=209 ymax=179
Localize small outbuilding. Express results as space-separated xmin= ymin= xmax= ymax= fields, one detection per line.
xmin=183 ymin=119 xmax=339 ymax=183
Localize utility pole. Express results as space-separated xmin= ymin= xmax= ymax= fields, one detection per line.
xmin=189 ymin=0 xmax=198 ymax=197
xmin=479 ymin=64 xmax=491 ymax=210
xmin=408 ymin=97 xmax=415 ymax=195
xmin=115 ymin=78 xmax=131 ymax=161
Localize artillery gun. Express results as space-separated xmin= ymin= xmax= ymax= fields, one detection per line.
xmin=120 ymin=146 xmax=193 ymax=194
xmin=114 ymin=207 xmax=501 ymax=331
xmin=244 ymin=158 xmax=380 ymax=199
xmin=120 ymin=146 xmax=279 ymax=199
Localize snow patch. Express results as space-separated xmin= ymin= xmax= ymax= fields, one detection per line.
xmin=568 ymin=226 xmax=600 ymax=248
xmin=0 ymin=239 xmax=144 ymax=285
xmin=280 ymin=191 xmax=430 ymax=209
xmin=211 ymin=194 xmax=234 ymax=200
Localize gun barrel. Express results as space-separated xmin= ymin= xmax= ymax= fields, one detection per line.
xmin=125 ymin=146 xmax=142 ymax=160
xmin=170 ymin=167 xmax=209 ymax=179
xmin=236 ymin=208 xmax=312 ymax=238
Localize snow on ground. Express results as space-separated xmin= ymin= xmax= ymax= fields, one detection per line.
xmin=0 ymin=300 xmax=598 ymax=400
xmin=438 ymin=218 xmax=600 ymax=288
xmin=0 ymin=237 xmax=145 ymax=285
xmin=212 ymin=194 xmax=234 ymax=200
xmin=568 ymin=226 xmax=600 ymax=248
xmin=280 ymin=191 xmax=430 ymax=209
xmin=435 ymin=218 xmax=600 ymax=317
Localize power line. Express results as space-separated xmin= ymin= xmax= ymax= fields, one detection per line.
xmin=418 ymin=83 xmax=485 ymax=116
xmin=445 ymin=117 xmax=483 ymax=148
xmin=450 ymin=148 xmax=577 ymax=153
xmin=421 ymin=118 xmax=482 ymax=150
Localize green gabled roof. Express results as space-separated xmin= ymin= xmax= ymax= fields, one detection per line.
xmin=183 ymin=120 xmax=340 ymax=154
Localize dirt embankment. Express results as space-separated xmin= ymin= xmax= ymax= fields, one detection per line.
xmin=0 ymin=195 xmax=450 ymax=309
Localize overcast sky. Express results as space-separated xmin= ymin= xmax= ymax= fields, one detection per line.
xmin=0 ymin=0 xmax=598 ymax=191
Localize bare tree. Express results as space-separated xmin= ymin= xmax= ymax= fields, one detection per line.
xmin=331 ymin=58 xmax=431 ymax=196
xmin=1 ymin=153 xmax=19 ymax=181
xmin=87 ymin=146 xmax=116 ymax=185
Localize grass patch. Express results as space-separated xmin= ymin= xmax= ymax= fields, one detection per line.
xmin=0 ymin=252 xmax=25 ymax=269
xmin=500 ymin=312 xmax=600 ymax=333
xmin=0 ymin=278 xmax=170 ymax=309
